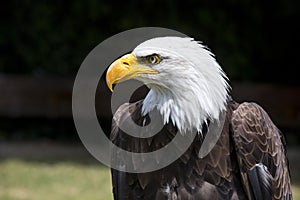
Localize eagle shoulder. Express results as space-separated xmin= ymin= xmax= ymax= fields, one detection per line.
xmin=231 ymin=102 xmax=292 ymax=200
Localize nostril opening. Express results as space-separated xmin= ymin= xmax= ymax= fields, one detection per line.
xmin=123 ymin=62 xmax=129 ymax=66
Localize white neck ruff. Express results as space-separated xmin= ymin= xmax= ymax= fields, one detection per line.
xmin=134 ymin=37 xmax=230 ymax=133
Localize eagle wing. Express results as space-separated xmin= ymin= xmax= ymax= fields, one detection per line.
xmin=110 ymin=101 xmax=178 ymax=200
xmin=231 ymin=102 xmax=292 ymax=200
xmin=110 ymin=100 xmax=222 ymax=200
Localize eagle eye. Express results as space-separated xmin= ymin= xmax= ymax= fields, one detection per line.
xmin=146 ymin=54 xmax=161 ymax=64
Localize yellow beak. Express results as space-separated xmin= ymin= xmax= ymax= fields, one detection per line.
xmin=106 ymin=53 xmax=158 ymax=92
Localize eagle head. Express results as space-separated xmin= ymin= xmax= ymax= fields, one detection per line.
xmin=106 ymin=37 xmax=229 ymax=133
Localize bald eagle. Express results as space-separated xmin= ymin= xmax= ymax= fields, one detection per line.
xmin=105 ymin=37 xmax=292 ymax=200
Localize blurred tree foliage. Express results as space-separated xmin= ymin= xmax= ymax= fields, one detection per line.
xmin=1 ymin=0 xmax=299 ymax=83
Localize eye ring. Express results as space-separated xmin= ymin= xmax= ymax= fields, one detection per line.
xmin=146 ymin=54 xmax=161 ymax=64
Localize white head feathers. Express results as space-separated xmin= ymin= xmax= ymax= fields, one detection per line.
xmin=132 ymin=37 xmax=230 ymax=133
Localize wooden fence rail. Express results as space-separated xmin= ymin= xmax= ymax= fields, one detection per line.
xmin=0 ymin=75 xmax=299 ymax=130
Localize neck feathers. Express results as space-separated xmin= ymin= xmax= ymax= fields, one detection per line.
xmin=140 ymin=38 xmax=230 ymax=133
xmin=142 ymin=83 xmax=228 ymax=134
xmin=142 ymin=63 xmax=229 ymax=133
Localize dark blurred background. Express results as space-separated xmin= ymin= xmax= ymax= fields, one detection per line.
xmin=1 ymin=1 xmax=300 ymax=199
xmin=1 ymin=0 xmax=300 ymax=146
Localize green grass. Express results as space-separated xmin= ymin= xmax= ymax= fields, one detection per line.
xmin=0 ymin=160 xmax=113 ymax=200
xmin=293 ymin=186 xmax=300 ymax=200
xmin=1 ymin=160 xmax=300 ymax=200
xmin=1 ymin=142 xmax=300 ymax=199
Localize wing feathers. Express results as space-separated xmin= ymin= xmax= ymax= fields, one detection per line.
xmin=247 ymin=163 xmax=272 ymax=200
xmin=231 ymin=102 xmax=292 ymax=200
xmin=111 ymin=100 xmax=292 ymax=200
